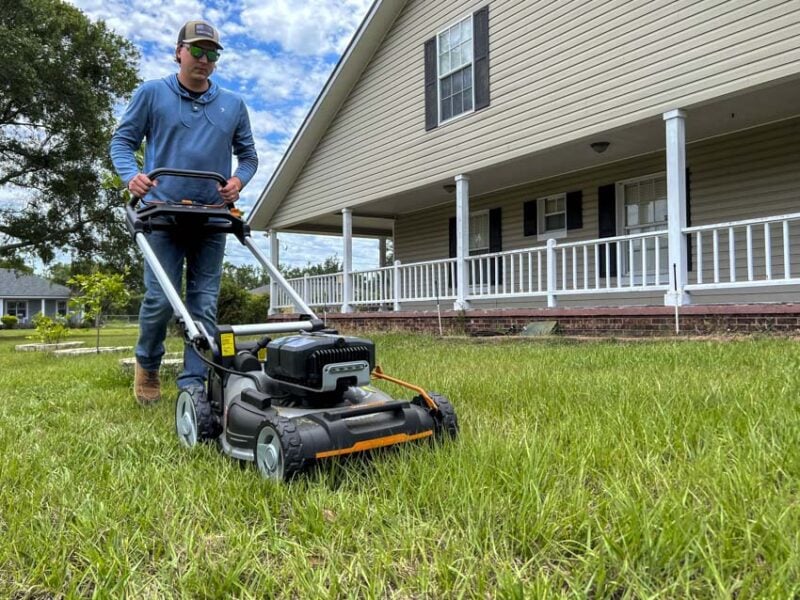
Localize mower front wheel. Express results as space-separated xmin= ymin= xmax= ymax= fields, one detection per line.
xmin=414 ymin=391 xmax=459 ymax=440
xmin=253 ymin=416 xmax=304 ymax=481
xmin=175 ymin=388 xmax=219 ymax=448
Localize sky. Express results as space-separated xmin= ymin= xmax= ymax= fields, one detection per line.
xmin=63 ymin=0 xmax=381 ymax=271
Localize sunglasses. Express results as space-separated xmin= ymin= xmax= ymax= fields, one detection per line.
xmin=183 ymin=44 xmax=220 ymax=62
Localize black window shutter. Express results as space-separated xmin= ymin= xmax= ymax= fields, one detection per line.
xmin=424 ymin=37 xmax=438 ymax=131
xmin=598 ymin=184 xmax=617 ymax=278
xmin=566 ymin=190 xmax=583 ymax=230
xmin=489 ymin=208 xmax=502 ymax=253
xmin=686 ymin=167 xmax=692 ymax=272
xmin=523 ymin=200 xmax=537 ymax=237
xmin=473 ymin=6 xmax=490 ymax=111
xmin=448 ymin=216 xmax=457 ymax=258
xmin=489 ymin=207 xmax=502 ymax=284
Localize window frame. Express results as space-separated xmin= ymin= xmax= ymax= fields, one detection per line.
xmin=436 ymin=14 xmax=475 ymax=126
xmin=615 ymin=171 xmax=669 ymax=280
xmin=57 ymin=300 xmax=68 ymax=316
xmin=537 ymin=193 xmax=568 ymax=241
xmin=7 ymin=300 xmax=28 ymax=322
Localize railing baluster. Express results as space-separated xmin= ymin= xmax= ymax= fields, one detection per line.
xmin=616 ymin=242 xmax=622 ymax=289
xmin=784 ymin=220 xmax=791 ymax=280
xmin=594 ymin=244 xmax=600 ymax=290
xmin=713 ymin=229 xmax=720 ymax=283
xmin=518 ymin=254 xmax=524 ymax=294
xmin=641 ymin=238 xmax=647 ymax=287
xmin=764 ymin=223 xmax=772 ymax=280
xmin=629 ymin=239 xmax=635 ymax=288
xmin=746 ymin=225 xmax=754 ymax=281
xmin=605 ymin=243 xmax=611 ymax=289
xmin=561 ymin=247 xmax=567 ymax=291
xmin=696 ymin=232 xmax=703 ymax=285
xmin=729 ymin=227 xmax=736 ymax=283
xmin=537 ymin=252 xmax=542 ymax=292
xmin=655 ymin=237 xmax=660 ymax=286
xmin=571 ymin=247 xmax=577 ymax=290
xmin=583 ymin=246 xmax=589 ymax=291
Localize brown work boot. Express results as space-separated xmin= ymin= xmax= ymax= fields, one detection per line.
xmin=134 ymin=360 xmax=161 ymax=406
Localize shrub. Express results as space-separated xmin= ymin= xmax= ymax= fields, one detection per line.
xmin=30 ymin=314 xmax=70 ymax=344
xmin=1 ymin=314 xmax=18 ymax=329
xmin=217 ymin=279 xmax=268 ymax=325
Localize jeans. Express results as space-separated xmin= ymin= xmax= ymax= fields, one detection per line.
xmin=136 ymin=225 xmax=226 ymax=390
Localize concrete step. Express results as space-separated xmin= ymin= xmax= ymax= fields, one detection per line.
xmin=15 ymin=341 xmax=86 ymax=352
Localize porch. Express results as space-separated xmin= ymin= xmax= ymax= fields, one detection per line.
xmin=269 ymin=210 xmax=800 ymax=316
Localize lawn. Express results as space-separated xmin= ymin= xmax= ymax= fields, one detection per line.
xmin=1 ymin=327 xmax=800 ymax=597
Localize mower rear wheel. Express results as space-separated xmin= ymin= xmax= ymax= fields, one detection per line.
xmin=414 ymin=391 xmax=459 ymax=440
xmin=175 ymin=388 xmax=219 ymax=448
xmin=254 ymin=416 xmax=304 ymax=481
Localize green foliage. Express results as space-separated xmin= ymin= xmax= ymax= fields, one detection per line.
xmin=1 ymin=314 xmax=18 ymax=329
xmin=222 ymin=262 xmax=268 ymax=291
xmin=0 ymin=0 xmax=140 ymax=263
xmin=217 ymin=278 xmax=267 ymax=325
xmin=281 ymin=255 xmax=342 ymax=279
xmin=68 ymin=271 xmax=131 ymax=351
xmin=29 ymin=313 xmax=69 ymax=344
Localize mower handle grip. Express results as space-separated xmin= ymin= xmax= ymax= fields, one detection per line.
xmin=127 ymin=168 xmax=230 ymax=208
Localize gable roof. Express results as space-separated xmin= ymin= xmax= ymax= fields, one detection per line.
xmin=248 ymin=0 xmax=409 ymax=231
xmin=0 ymin=269 xmax=71 ymax=298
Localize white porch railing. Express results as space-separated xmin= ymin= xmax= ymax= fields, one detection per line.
xmin=685 ymin=212 xmax=800 ymax=291
xmin=270 ymin=212 xmax=800 ymax=311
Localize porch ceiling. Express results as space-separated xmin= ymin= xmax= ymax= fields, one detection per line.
xmin=280 ymin=75 xmax=800 ymax=238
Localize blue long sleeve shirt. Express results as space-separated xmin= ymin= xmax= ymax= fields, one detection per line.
xmin=110 ymin=74 xmax=258 ymax=204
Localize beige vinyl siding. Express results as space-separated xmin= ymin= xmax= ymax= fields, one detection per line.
xmin=271 ymin=0 xmax=800 ymax=228
xmin=395 ymin=118 xmax=800 ymax=307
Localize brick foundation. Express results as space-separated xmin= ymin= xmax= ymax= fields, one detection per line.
xmin=269 ymin=304 xmax=800 ymax=337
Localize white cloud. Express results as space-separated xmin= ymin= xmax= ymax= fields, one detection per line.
xmin=240 ymin=0 xmax=372 ymax=55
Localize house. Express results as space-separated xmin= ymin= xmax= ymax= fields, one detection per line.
xmin=0 ymin=269 xmax=71 ymax=324
xmin=249 ymin=0 xmax=800 ymax=327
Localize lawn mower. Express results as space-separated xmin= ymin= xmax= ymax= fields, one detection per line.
xmin=126 ymin=168 xmax=458 ymax=480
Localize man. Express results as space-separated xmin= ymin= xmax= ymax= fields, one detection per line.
xmin=110 ymin=19 xmax=258 ymax=405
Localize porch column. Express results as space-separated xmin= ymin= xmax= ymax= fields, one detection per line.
xmin=41 ymin=298 xmax=46 ymax=316
xmin=268 ymin=230 xmax=279 ymax=315
xmin=341 ymin=208 xmax=353 ymax=313
xmin=663 ymin=109 xmax=691 ymax=306
xmin=0 ymin=299 xmax=4 ymax=316
xmin=454 ymin=174 xmax=471 ymax=311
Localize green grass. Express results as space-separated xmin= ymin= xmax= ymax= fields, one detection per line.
xmin=2 ymin=328 xmax=800 ymax=597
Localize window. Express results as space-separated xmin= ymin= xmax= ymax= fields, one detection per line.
xmin=618 ymin=173 xmax=668 ymax=276
xmin=7 ymin=301 xmax=27 ymax=322
xmin=438 ymin=17 xmax=473 ymax=123
xmin=537 ymin=193 xmax=567 ymax=240
xmin=57 ymin=301 xmax=68 ymax=316
xmin=469 ymin=210 xmax=489 ymax=253
xmin=424 ymin=7 xmax=489 ymax=131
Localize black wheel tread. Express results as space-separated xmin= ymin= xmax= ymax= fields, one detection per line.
xmin=194 ymin=391 xmax=221 ymax=442
xmin=261 ymin=415 xmax=305 ymax=480
xmin=412 ymin=391 xmax=459 ymax=440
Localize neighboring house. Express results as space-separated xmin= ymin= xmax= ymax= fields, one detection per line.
xmin=250 ymin=0 xmax=800 ymax=315
xmin=0 ymin=269 xmax=71 ymax=324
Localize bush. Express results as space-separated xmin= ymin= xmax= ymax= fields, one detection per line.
xmin=217 ymin=279 xmax=268 ymax=325
xmin=30 ymin=314 xmax=70 ymax=344
xmin=1 ymin=314 xmax=18 ymax=329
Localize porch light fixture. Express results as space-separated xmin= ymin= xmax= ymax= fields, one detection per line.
xmin=443 ymin=183 xmax=456 ymax=193
xmin=590 ymin=141 xmax=610 ymax=154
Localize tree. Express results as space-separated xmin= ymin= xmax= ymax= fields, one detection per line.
xmin=281 ymin=256 xmax=343 ymax=280
xmin=68 ymin=271 xmax=130 ymax=352
xmin=0 ymin=0 xmax=140 ymax=264
xmin=222 ymin=262 xmax=269 ymax=291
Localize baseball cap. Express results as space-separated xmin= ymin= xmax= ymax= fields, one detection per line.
xmin=177 ymin=20 xmax=223 ymax=49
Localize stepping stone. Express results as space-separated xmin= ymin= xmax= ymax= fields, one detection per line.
xmin=119 ymin=353 xmax=183 ymax=376
xmin=52 ymin=346 xmax=133 ymax=356
xmin=15 ymin=341 xmax=85 ymax=352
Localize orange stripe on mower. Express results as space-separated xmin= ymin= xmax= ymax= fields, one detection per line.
xmin=371 ymin=365 xmax=439 ymax=411
xmin=315 ymin=430 xmax=433 ymax=459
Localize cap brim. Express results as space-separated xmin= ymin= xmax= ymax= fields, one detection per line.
xmin=181 ymin=37 xmax=223 ymax=49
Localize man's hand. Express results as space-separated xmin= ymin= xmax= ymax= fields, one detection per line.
xmin=128 ymin=173 xmax=157 ymax=198
xmin=218 ymin=177 xmax=243 ymax=205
